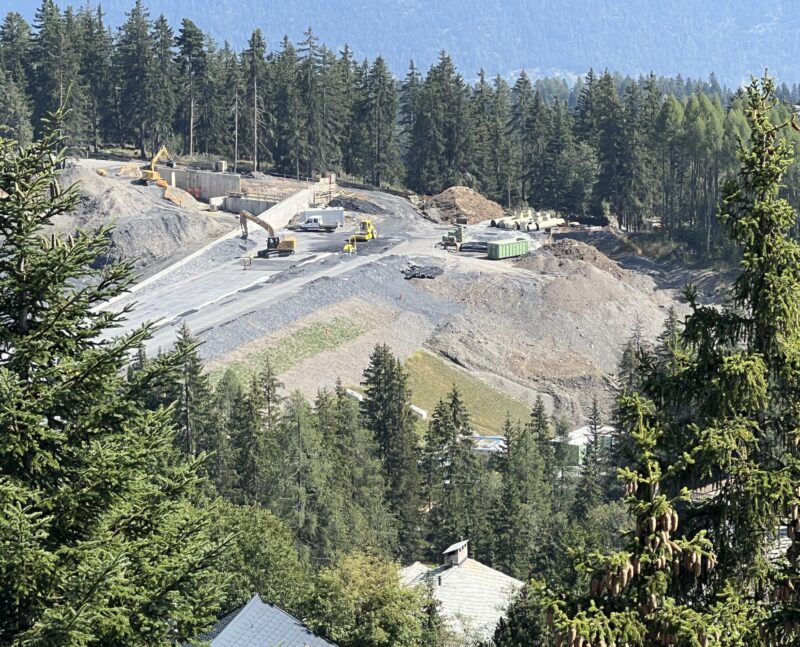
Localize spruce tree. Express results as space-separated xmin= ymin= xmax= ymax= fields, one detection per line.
xmin=242 ymin=28 xmax=268 ymax=169
xmin=149 ymin=14 xmax=177 ymax=148
xmin=0 ymin=11 xmax=30 ymax=86
xmin=494 ymin=415 xmax=552 ymax=579
xmin=175 ymin=18 xmax=206 ymax=156
xmin=361 ymin=344 xmax=422 ymax=559
xmin=0 ymin=66 xmax=32 ymax=146
xmin=114 ymin=0 xmax=155 ymax=155
xmin=78 ymin=6 xmax=113 ymax=152
xmin=328 ymin=382 xmax=398 ymax=553
xmin=203 ymin=368 xmax=239 ymax=498
xmin=170 ymin=322 xmax=212 ymax=456
xmin=513 ymin=73 xmax=800 ymax=647
xmin=571 ymin=396 xmax=607 ymax=521
xmin=0 ymin=111 xmax=225 ymax=644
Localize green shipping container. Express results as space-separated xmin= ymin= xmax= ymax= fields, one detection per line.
xmin=487 ymin=238 xmax=530 ymax=260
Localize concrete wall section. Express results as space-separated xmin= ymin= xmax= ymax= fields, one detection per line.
xmin=258 ymin=188 xmax=311 ymax=231
xmin=224 ymin=196 xmax=276 ymax=215
xmin=158 ymin=166 xmax=241 ymax=201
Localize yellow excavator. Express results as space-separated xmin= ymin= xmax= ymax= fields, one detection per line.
xmin=139 ymin=145 xmax=175 ymax=186
xmin=239 ymin=210 xmax=297 ymax=258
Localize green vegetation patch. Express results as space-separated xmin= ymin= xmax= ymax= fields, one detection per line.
xmin=404 ymin=350 xmax=531 ymax=435
xmin=211 ymin=316 xmax=370 ymax=382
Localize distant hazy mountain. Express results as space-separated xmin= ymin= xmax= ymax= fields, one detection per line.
xmin=13 ymin=0 xmax=800 ymax=85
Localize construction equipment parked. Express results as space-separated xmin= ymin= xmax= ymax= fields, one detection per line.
xmin=349 ymin=219 xmax=378 ymax=243
xmin=238 ymin=210 xmax=297 ymax=257
xmin=139 ymin=145 xmax=175 ymax=186
xmin=441 ymin=224 xmax=469 ymax=250
xmin=295 ymin=208 xmax=345 ymax=232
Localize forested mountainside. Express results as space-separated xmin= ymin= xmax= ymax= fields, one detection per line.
xmin=6 ymin=1 xmax=800 ymax=256
xmin=9 ymin=0 xmax=800 ymax=84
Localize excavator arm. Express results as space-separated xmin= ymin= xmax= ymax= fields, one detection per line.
xmin=238 ymin=209 xmax=275 ymax=239
xmin=149 ymin=145 xmax=173 ymax=173
xmin=239 ymin=210 xmax=296 ymax=257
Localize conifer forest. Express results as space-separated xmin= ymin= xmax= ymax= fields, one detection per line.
xmin=5 ymin=2 xmax=800 ymax=646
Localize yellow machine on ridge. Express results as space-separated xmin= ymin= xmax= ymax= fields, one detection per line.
xmin=139 ymin=145 xmax=175 ymax=186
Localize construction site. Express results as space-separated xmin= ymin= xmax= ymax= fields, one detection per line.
xmin=62 ymin=156 xmax=729 ymax=430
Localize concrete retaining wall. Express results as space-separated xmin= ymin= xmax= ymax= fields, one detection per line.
xmin=158 ymin=166 xmax=241 ymax=201
xmin=223 ymin=196 xmax=276 ymax=215
xmin=257 ymin=188 xmax=311 ymax=230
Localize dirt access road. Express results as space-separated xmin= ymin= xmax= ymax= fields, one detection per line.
xmin=104 ymin=191 xmax=445 ymax=355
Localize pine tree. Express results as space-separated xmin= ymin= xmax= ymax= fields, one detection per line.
xmin=169 ymin=322 xmax=212 ymax=456
xmin=0 ymin=11 xmax=30 ymax=86
xmin=149 ymin=14 xmax=176 ymax=148
xmin=571 ymin=396 xmax=607 ymax=520
xmin=0 ymin=110 xmax=226 ymax=644
xmin=175 ymin=18 xmax=206 ymax=156
xmin=114 ymin=0 xmax=155 ymax=155
xmin=78 ymin=6 xmax=113 ymax=152
xmin=361 ymin=344 xmax=422 ymax=559
xmin=0 ymin=65 xmax=32 ymax=146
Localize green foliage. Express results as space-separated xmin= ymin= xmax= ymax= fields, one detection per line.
xmin=495 ymin=73 xmax=800 ymax=647
xmin=0 ymin=110 xmax=226 ymax=644
xmin=423 ymin=387 xmax=499 ymax=561
xmin=361 ymin=344 xmax=423 ymax=559
xmin=306 ymin=552 xmax=426 ymax=647
xmin=212 ymin=500 xmax=311 ymax=614
xmin=493 ymin=413 xmax=553 ymax=580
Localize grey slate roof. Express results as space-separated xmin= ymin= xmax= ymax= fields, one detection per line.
xmin=197 ymin=595 xmax=337 ymax=647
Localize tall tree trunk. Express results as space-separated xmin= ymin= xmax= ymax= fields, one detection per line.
xmin=189 ymin=91 xmax=195 ymax=157
xmin=234 ymin=91 xmax=239 ymax=173
xmin=253 ymin=75 xmax=258 ymax=171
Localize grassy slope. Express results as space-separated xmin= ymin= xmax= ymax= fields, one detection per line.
xmin=210 ymin=316 xmax=369 ymax=384
xmin=404 ymin=350 xmax=531 ymax=435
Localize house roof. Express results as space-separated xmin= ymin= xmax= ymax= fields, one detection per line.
xmin=567 ymin=425 xmax=616 ymax=446
xmin=401 ymin=558 xmax=523 ymax=639
xmin=442 ymin=539 xmax=470 ymax=554
xmin=198 ymin=595 xmax=337 ymax=647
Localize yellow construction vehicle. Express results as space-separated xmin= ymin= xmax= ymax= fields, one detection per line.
xmin=342 ymin=219 xmax=378 ymax=253
xmin=239 ymin=210 xmax=297 ymax=257
xmin=139 ymin=145 xmax=175 ymax=186
xmin=349 ymin=219 xmax=377 ymax=243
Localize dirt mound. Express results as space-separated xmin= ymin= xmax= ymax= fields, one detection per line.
xmin=418 ymin=253 xmax=681 ymax=419
xmin=427 ymin=186 xmax=504 ymax=224
xmin=52 ymin=164 xmax=233 ymax=273
xmin=163 ymin=186 xmax=204 ymax=210
xmin=519 ymin=238 xmax=630 ymax=282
